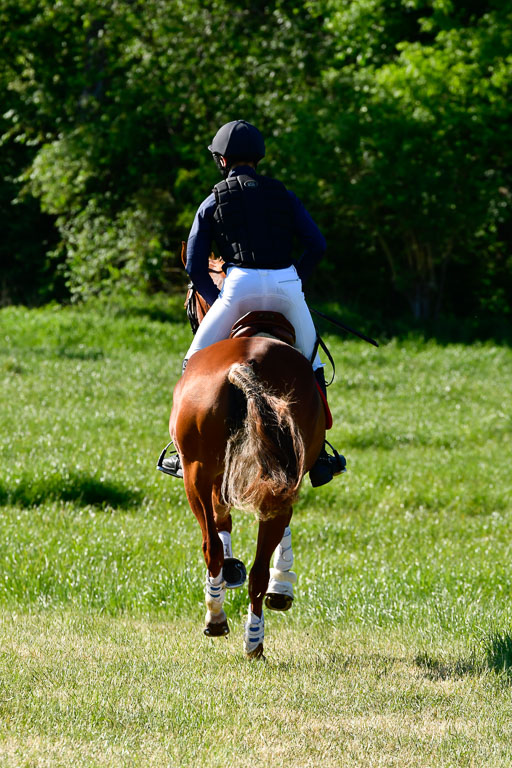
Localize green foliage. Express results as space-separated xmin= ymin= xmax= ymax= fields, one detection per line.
xmin=0 ymin=0 xmax=510 ymax=320
xmin=320 ymin=0 xmax=512 ymax=317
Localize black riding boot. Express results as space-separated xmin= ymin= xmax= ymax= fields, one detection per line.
xmin=309 ymin=368 xmax=346 ymax=488
xmin=158 ymin=453 xmax=183 ymax=478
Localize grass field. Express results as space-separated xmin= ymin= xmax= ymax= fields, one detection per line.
xmin=1 ymin=298 xmax=511 ymax=767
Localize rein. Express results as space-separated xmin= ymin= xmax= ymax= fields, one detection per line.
xmin=311 ymin=334 xmax=336 ymax=387
xmin=185 ymin=283 xmax=200 ymax=334
xmin=184 ymin=253 xmax=224 ymax=335
xmin=185 ymin=282 xmax=212 ymax=335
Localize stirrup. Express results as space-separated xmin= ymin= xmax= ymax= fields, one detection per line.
xmin=309 ymin=440 xmax=346 ymax=488
xmin=324 ymin=439 xmax=346 ymax=474
xmin=156 ymin=441 xmax=183 ymax=478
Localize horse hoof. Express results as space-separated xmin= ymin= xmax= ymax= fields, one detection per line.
xmin=223 ymin=558 xmax=247 ymax=589
xmin=246 ymin=643 xmax=265 ymax=660
xmin=265 ymin=593 xmax=293 ymax=612
xmin=204 ymin=620 xmax=230 ymax=637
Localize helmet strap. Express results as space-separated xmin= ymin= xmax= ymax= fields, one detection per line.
xmin=212 ymin=153 xmax=229 ymax=178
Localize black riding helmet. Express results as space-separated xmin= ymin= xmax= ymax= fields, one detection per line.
xmin=208 ymin=120 xmax=265 ymax=177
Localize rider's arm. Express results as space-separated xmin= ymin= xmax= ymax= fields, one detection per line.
xmin=186 ymin=194 xmax=221 ymax=306
xmin=288 ymin=191 xmax=327 ymax=284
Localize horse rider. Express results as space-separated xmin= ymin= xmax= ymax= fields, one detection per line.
xmin=163 ymin=119 xmax=345 ymax=487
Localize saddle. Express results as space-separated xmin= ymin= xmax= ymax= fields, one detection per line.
xmin=229 ymin=311 xmax=296 ymax=346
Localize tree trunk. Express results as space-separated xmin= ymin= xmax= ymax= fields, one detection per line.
xmin=404 ymin=233 xmax=436 ymax=320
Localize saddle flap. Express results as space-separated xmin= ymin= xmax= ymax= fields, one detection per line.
xmin=229 ymin=311 xmax=296 ymax=346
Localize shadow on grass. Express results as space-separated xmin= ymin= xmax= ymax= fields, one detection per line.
xmin=5 ymin=346 xmax=106 ymax=362
xmin=124 ymin=304 xmax=187 ymax=325
xmin=96 ymin=292 xmax=189 ymax=325
xmin=0 ymin=472 xmax=143 ymax=509
xmin=416 ymin=634 xmax=512 ymax=684
xmin=415 ymin=651 xmax=478 ymax=681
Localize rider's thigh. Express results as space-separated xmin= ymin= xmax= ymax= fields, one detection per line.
xmin=274 ymin=279 xmax=319 ymax=365
xmin=238 ymin=287 xmax=318 ymax=366
xmin=185 ymin=269 xmax=258 ymax=358
xmin=185 ymin=293 xmax=239 ymax=359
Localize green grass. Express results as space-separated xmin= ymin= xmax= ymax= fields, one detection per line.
xmin=0 ymin=299 xmax=511 ymax=766
xmin=3 ymin=612 xmax=512 ymax=768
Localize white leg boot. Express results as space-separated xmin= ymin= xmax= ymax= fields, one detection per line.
xmin=204 ymin=569 xmax=229 ymax=637
xmin=244 ymin=608 xmax=265 ymax=658
xmin=218 ymin=530 xmax=233 ymax=558
xmin=265 ymin=526 xmax=297 ymax=611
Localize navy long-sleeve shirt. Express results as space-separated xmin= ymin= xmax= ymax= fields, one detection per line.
xmin=186 ymin=166 xmax=326 ymax=305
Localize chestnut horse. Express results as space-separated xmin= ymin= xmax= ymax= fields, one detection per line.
xmin=167 ymin=249 xmax=326 ymax=657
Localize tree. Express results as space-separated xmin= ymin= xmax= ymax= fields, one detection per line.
xmin=319 ymin=0 xmax=512 ymax=318
xmin=2 ymin=0 xmax=326 ymax=300
xmin=1 ymin=0 xmax=510 ymax=322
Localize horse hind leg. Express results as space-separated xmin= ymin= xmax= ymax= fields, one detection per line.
xmin=203 ymin=528 xmax=230 ymax=637
xmin=245 ymin=515 xmax=289 ymax=659
xmin=265 ymin=525 xmax=297 ymax=612
xmin=204 ymin=570 xmax=229 ymax=637
xmin=204 ymin=489 xmax=246 ymax=637
xmin=183 ymin=464 xmax=229 ymax=638
xmin=213 ymin=485 xmax=247 ymax=590
xmin=244 ymin=608 xmax=265 ymax=659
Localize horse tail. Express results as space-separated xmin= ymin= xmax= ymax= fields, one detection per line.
xmin=221 ymin=362 xmax=305 ymax=517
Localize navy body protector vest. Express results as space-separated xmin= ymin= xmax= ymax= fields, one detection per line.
xmin=212 ymin=174 xmax=295 ymax=269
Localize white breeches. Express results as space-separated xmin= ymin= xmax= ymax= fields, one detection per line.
xmin=185 ymin=265 xmax=322 ymax=369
